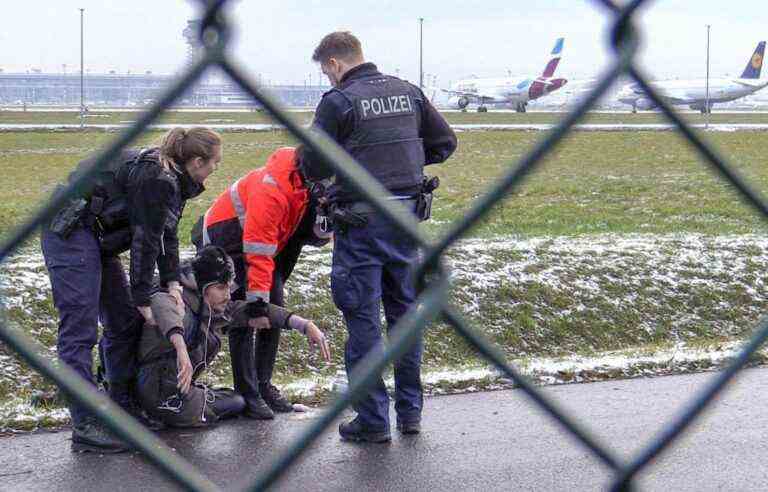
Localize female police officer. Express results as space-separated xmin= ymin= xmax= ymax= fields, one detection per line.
xmin=136 ymin=245 xmax=330 ymax=428
xmin=41 ymin=127 xmax=222 ymax=453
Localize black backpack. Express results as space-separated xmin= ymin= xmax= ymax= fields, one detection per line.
xmin=68 ymin=148 xmax=162 ymax=254
xmin=68 ymin=148 xmax=153 ymax=232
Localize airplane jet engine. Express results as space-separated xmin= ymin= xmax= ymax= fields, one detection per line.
xmin=635 ymin=98 xmax=657 ymax=110
xmin=448 ymin=96 xmax=470 ymax=110
xmin=689 ymin=102 xmax=713 ymax=114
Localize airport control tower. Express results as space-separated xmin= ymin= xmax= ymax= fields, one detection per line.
xmin=182 ymin=20 xmax=203 ymax=67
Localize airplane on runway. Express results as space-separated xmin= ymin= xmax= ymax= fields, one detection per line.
xmin=442 ymin=37 xmax=567 ymax=113
xmin=617 ymin=41 xmax=767 ymax=113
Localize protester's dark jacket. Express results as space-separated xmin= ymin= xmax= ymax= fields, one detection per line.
xmin=80 ymin=148 xmax=204 ymax=306
xmin=312 ymin=63 xmax=457 ymax=202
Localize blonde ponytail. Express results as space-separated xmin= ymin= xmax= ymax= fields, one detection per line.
xmin=158 ymin=127 xmax=221 ymax=172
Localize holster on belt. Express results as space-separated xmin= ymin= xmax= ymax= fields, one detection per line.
xmin=416 ymin=175 xmax=440 ymax=222
xmin=48 ymin=185 xmax=88 ymax=239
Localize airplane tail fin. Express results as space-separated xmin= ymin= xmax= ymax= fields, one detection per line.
xmin=740 ymin=41 xmax=766 ymax=79
xmin=541 ymin=37 xmax=565 ymax=78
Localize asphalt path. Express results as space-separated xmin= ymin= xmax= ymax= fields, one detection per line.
xmin=2 ymin=368 xmax=768 ymax=491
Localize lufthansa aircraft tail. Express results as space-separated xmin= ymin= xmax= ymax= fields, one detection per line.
xmin=740 ymin=41 xmax=766 ymax=79
xmin=541 ymin=37 xmax=565 ymax=78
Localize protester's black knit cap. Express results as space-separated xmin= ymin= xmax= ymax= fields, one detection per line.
xmin=192 ymin=245 xmax=234 ymax=292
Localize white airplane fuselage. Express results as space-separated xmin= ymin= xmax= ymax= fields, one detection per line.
xmin=618 ymin=78 xmax=768 ymax=110
xmin=454 ymin=77 xmax=534 ymax=104
xmin=448 ymin=76 xmax=567 ymax=108
xmin=442 ymin=37 xmax=567 ymax=112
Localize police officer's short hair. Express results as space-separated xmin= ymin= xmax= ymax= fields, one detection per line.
xmin=312 ymin=31 xmax=363 ymax=64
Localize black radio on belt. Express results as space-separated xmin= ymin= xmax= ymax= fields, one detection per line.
xmin=48 ymin=185 xmax=88 ymax=239
xmin=416 ymin=175 xmax=440 ymax=222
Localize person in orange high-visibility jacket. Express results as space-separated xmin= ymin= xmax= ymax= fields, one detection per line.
xmin=197 ymin=146 xmax=331 ymax=418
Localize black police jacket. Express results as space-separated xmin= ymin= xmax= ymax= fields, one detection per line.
xmin=75 ymin=148 xmax=204 ymax=306
xmin=312 ymin=63 xmax=457 ymax=203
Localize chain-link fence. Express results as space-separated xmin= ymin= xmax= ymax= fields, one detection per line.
xmin=1 ymin=0 xmax=767 ymax=490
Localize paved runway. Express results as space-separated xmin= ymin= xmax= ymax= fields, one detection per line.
xmin=2 ymin=368 xmax=768 ymax=491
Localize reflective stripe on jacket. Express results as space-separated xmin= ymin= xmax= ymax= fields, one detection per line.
xmin=203 ymin=147 xmax=309 ymax=303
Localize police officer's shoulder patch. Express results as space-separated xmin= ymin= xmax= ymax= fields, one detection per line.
xmin=357 ymin=93 xmax=415 ymax=121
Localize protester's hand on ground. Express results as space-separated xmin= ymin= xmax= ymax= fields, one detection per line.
xmin=306 ymin=322 xmax=331 ymax=362
xmin=248 ymin=316 xmax=271 ymax=331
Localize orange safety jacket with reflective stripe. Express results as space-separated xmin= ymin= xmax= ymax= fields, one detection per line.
xmin=203 ymin=147 xmax=309 ymax=303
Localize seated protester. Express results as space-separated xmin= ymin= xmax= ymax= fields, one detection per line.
xmin=136 ymin=246 xmax=330 ymax=427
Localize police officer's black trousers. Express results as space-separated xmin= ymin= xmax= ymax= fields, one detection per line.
xmin=41 ymin=225 xmax=143 ymax=425
xmin=331 ymin=212 xmax=424 ymax=431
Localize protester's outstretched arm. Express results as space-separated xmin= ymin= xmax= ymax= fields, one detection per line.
xmin=287 ymin=314 xmax=331 ymax=362
xmin=230 ymin=300 xmax=331 ymax=361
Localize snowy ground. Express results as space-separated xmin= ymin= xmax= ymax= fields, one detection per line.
xmin=1 ymin=233 xmax=767 ymax=431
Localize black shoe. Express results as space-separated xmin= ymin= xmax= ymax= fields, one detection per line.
xmin=396 ymin=420 xmax=421 ymax=435
xmin=242 ymin=394 xmax=275 ymax=420
xmin=339 ymin=417 xmax=391 ymax=443
xmin=71 ymin=418 xmax=129 ymax=454
xmin=260 ymin=383 xmax=293 ymax=413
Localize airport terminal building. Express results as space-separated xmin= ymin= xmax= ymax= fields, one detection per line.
xmin=0 ymin=71 xmax=327 ymax=108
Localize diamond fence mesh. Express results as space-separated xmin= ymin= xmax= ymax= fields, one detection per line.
xmin=1 ymin=0 xmax=767 ymax=490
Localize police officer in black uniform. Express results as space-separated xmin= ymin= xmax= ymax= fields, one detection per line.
xmin=308 ymin=31 xmax=457 ymax=442
xmin=41 ymin=127 xmax=222 ymax=452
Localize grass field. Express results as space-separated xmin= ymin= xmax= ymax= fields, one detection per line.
xmin=5 ymin=109 xmax=768 ymax=126
xmin=1 ymin=129 xmax=767 ymax=240
xmin=1 ymin=127 xmax=768 ymax=430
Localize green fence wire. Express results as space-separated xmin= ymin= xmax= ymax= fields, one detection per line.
xmin=1 ymin=0 xmax=767 ymax=490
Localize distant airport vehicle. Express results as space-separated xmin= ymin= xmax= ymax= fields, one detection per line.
xmin=442 ymin=38 xmax=567 ymax=113
xmin=618 ymin=41 xmax=767 ymax=113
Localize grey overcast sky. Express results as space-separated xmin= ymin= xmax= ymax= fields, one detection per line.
xmin=1 ymin=1 xmax=765 ymax=86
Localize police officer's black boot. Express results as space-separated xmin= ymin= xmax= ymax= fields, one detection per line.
xmin=259 ymin=382 xmax=293 ymax=413
xmin=339 ymin=417 xmax=391 ymax=444
xmin=396 ymin=420 xmax=421 ymax=435
xmin=108 ymin=382 xmax=165 ymax=431
xmin=229 ymin=326 xmax=274 ymax=420
xmin=71 ymin=414 xmax=129 ymax=454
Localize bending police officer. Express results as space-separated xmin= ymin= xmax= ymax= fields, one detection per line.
xmin=309 ymin=31 xmax=457 ymax=442
xmin=196 ymin=145 xmax=331 ymax=419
